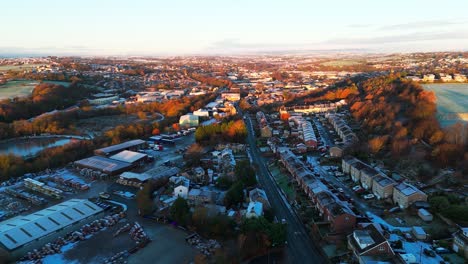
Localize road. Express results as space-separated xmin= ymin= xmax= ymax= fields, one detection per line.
xmin=243 ymin=114 xmax=328 ymax=264
xmin=311 ymin=116 xmax=334 ymax=147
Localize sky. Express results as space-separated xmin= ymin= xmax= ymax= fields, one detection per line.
xmin=1 ymin=0 xmax=468 ymax=56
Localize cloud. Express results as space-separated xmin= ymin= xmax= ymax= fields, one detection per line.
xmin=378 ymin=20 xmax=465 ymax=31
xmin=208 ymin=39 xmax=308 ymax=51
xmin=325 ymin=31 xmax=468 ymax=45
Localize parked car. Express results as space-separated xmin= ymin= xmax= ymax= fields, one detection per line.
xmin=363 ymin=194 xmax=375 ymax=200
xmin=404 ymin=233 xmax=414 ymax=241
xmin=99 ymin=192 xmax=111 ymax=199
xmin=424 ymin=248 xmax=436 ymax=257
xmin=389 ymin=207 xmax=402 ymax=213
xmin=434 ymin=247 xmax=450 ymax=254
xmin=337 ymin=188 xmax=344 ymax=193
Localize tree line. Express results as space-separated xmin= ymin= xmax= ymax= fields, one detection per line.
xmin=347 ymin=74 xmax=467 ymax=177
xmin=195 ymin=118 xmax=247 ymax=144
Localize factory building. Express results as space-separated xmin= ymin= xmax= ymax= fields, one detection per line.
xmin=74 ymin=156 xmax=132 ymax=176
xmin=94 ymin=139 xmax=146 ymax=157
xmin=0 ymin=199 xmax=104 ymax=260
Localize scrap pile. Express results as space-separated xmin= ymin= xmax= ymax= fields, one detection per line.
xmin=186 ymin=233 xmax=221 ymax=256
xmin=113 ymin=223 xmax=131 ymax=237
xmin=4 ymin=188 xmax=47 ymax=205
xmin=128 ymin=222 xmax=151 ymax=254
xmin=78 ymin=168 xmax=109 ymax=180
xmin=50 ymin=175 xmax=90 ymax=191
xmin=103 ymin=250 xmax=129 ymax=264
xmin=20 ymin=213 xmax=126 ymax=262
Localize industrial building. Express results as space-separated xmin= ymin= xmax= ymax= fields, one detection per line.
xmin=109 ymin=150 xmax=148 ymax=165
xmin=94 ymin=139 xmax=146 ymax=156
xmin=74 ymin=156 xmax=132 ymax=175
xmin=0 ymin=199 xmax=103 ymax=260
xmin=179 ymin=114 xmax=199 ymax=127
xmin=117 ymin=172 xmax=152 ymax=187
xmin=24 ymin=178 xmax=63 ymax=199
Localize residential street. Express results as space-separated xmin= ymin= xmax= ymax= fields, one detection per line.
xmin=243 ymin=114 xmax=328 ymax=264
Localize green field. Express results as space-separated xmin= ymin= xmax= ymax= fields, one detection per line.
xmin=0 ymin=64 xmax=43 ymax=72
xmin=0 ymin=80 xmax=71 ymax=100
xmin=423 ymin=83 xmax=468 ymax=127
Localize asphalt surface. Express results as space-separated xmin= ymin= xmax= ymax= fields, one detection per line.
xmin=243 ymin=114 xmax=328 ymax=264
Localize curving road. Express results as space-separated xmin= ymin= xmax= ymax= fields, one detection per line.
xmin=242 ymin=113 xmax=328 ymax=264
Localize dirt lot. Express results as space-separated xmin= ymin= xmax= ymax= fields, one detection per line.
xmin=53 ymin=218 xmax=196 ymax=264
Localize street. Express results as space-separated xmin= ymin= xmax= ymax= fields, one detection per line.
xmin=243 ymin=114 xmax=328 ymax=264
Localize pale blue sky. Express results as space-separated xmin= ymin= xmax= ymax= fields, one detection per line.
xmin=1 ymin=0 xmax=468 ymax=56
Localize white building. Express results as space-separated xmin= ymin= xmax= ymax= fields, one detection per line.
xmin=179 ymin=114 xmax=199 ymax=127
xmin=174 ymin=185 xmax=189 ymax=199
xmin=246 ymin=201 xmax=263 ymax=218
xmin=193 ymin=109 xmax=210 ymax=117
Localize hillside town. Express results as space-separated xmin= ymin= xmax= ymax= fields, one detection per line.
xmin=0 ymin=52 xmax=467 ymax=264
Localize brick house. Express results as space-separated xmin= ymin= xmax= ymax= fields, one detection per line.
xmin=392 ymin=183 xmax=427 ymax=209
xmin=360 ymin=167 xmax=380 ymax=190
xmin=453 ymin=227 xmax=468 ymax=259
xmin=350 ymin=162 xmax=368 ymax=183
xmin=342 ymin=156 xmax=358 ymax=174
xmin=372 ymin=175 xmax=396 ymax=200
xmin=348 ymin=224 xmax=395 ymax=264
xmin=316 ymin=191 xmax=356 ymax=234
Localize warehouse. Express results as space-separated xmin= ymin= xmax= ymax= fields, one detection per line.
xmin=116 ymin=172 xmax=152 ymax=187
xmin=179 ymin=114 xmax=199 ymax=127
xmin=0 ymin=199 xmax=103 ymax=260
xmin=109 ymin=150 xmax=148 ymax=165
xmin=94 ymin=139 xmax=146 ymax=156
xmin=74 ymin=156 xmax=132 ymax=175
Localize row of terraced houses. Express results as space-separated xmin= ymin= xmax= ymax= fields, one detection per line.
xmin=342 ymin=156 xmax=427 ymax=208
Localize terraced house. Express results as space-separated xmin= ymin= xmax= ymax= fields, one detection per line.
xmin=372 ymin=175 xmax=396 ymax=200
xmin=392 ymin=183 xmax=427 ymax=209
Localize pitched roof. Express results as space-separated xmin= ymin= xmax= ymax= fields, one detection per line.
xmin=0 ymin=199 xmax=103 ymax=250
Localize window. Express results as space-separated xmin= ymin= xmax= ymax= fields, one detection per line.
xmin=379 ymin=246 xmax=385 ymax=251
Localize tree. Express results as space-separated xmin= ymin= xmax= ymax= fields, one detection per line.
xmin=224 ymin=182 xmax=244 ymax=208
xmin=429 ymin=196 xmax=449 ymax=212
xmin=234 ymin=160 xmax=257 ymax=187
xmin=184 ymin=143 xmax=204 ymax=166
xmin=216 ymin=176 xmax=233 ymax=190
xmin=170 ymin=197 xmax=190 ymax=225
xmin=136 ymin=183 xmax=154 ymax=216
xmin=368 ymin=136 xmax=388 ymax=154
xmin=152 ymin=128 xmax=160 ymax=135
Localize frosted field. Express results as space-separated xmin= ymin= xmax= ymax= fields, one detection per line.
xmin=0 ymin=80 xmax=38 ymax=99
xmin=0 ymin=80 xmax=70 ymax=100
xmin=422 ymin=83 xmax=468 ymax=127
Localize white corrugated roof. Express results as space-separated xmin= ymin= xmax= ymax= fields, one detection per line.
xmin=110 ymin=150 xmax=147 ymax=163
xmin=0 ymin=199 xmax=103 ymax=250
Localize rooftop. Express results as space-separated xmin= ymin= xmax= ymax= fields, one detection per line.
xmin=74 ymin=155 xmax=132 ymax=173
xmin=110 ymin=150 xmax=147 ymax=163
xmin=0 ymin=199 xmax=103 ymax=251
xmin=374 ymin=175 xmax=395 ymax=187
xmin=394 ymin=183 xmax=424 ymax=197
xmin=95 ymin=139 xmax=146 ymax=155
